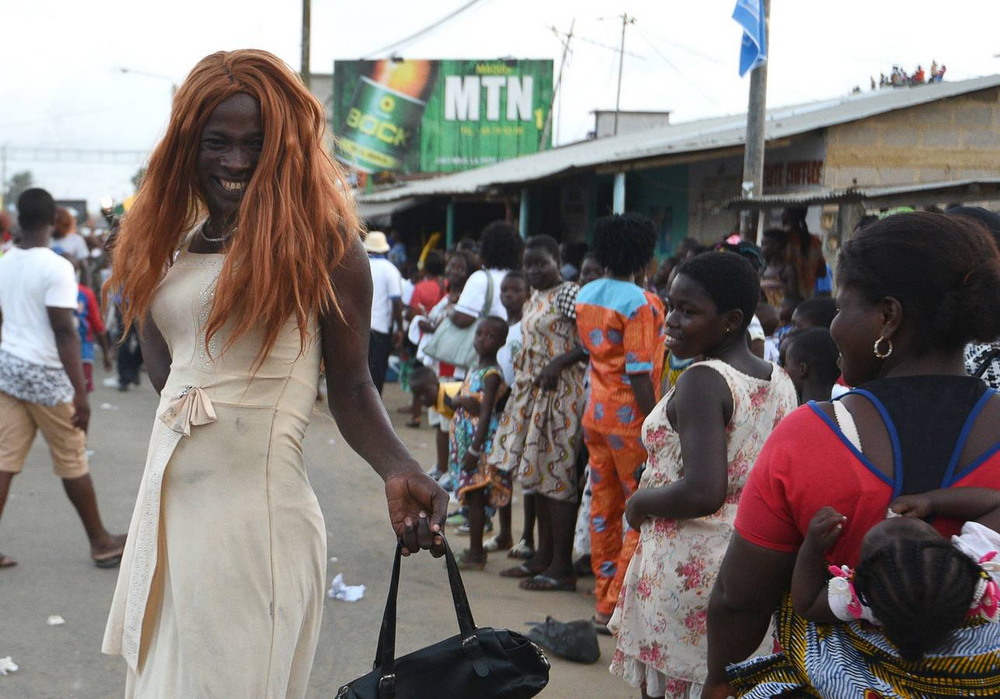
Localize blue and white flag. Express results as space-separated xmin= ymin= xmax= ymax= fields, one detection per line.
xmin=733 ymin=0 xmax=767 ymax=77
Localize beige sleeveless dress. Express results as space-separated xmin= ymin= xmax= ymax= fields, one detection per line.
xmin=103 ymin=238 xmax=326 ymax=697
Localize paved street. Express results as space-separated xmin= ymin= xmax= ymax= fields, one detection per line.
xmin=0 ymin=366 xmax=630 ymax=698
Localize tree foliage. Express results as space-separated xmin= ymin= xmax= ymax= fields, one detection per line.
xmin=3 ymin=170 xmax=34 ymax=207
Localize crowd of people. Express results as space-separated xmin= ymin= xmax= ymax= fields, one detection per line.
xmin=3 ymin=47 xmax=1000 ymax=698
xmin=389 ymin=204 xmax=1000 ymax=697
xmin=871 ymin=60 xmax=948 ymax=89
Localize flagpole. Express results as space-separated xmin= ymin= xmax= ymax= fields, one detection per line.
xmin=741 ymin=0 xmax=769 ymax=242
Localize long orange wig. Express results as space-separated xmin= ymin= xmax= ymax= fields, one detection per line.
xmin=108 ymin=49 xmax=360 ymax=365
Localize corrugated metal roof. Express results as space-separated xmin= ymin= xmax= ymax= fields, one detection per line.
xmin=359 ymin=74 xmax=1000 ymax=204
xmin=723 ymin=178 xmax=1000 ymax=209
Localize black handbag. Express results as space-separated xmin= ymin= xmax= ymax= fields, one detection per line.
xmin=336 ymin=538 xmax=550 ymax=699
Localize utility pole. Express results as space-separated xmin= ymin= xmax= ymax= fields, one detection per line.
xmin=301 ymin=0 xmax=311 ymax=89
xmin=613 ymin=13 xmax=636 ymax=137
xmin=540 ymin=19 xmax=575 ymax=150
xmin=741 ymin=0 xmax=770 ymax=241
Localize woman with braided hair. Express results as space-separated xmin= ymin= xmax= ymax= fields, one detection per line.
xmin=100 ymin=50 xmax=447 ymax=696
xmin=703 ymin=212 xmax=1000 ymax=698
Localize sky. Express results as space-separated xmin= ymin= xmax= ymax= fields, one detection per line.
xmin=4 ymin=0 xmax=1000 ymax=216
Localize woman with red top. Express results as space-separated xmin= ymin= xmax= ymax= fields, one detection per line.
xmin=408 ymin=250 xmax=447 ymax=317
xmin=703 ymin=212 xmax=1000 ymax=698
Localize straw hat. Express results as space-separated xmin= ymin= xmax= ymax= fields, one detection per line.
xmin=364 ymin=231 xmax=391 ymax=254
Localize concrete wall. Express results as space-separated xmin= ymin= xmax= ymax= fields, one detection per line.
xmin=824 ymin=87 xmax=1000 ymax=189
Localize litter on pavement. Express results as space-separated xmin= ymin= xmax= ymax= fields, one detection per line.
xmin=327 ymin=573 xmax=365 ymax=601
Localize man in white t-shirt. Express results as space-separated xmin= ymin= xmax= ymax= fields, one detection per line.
xmin=365 ymin=231 xmax=403 ymax=395
xmin=0 ymin=188 xmax=126 ymax=569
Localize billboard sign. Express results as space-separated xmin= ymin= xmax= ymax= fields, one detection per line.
xmin=333 ymin=59 xmax=554 ymax=175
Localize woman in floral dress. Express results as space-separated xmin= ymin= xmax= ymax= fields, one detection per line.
xmin=490 ymin=235 xmax=587 ymax=590
xmin=609 ymin=252 xmax=796 ymax=698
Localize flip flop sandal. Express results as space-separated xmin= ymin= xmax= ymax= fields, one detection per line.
xmin=507 ymin=539 xmax=535 ymax=560
xmin=519 ymin=574 xmax=577 ymax=592
xmin=498 ymin=563 xmax=539 ymax=578
xmin=0 ymin=553 xmax=17 ymax=569
xmin=93 ymin=552 xmax=124 ymax=569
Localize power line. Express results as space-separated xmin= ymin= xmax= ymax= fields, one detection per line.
xmin=361 ymin=0 xmax=491 ymax=58
xmin=636 ymin=29 xmax=722 ymax=109
xmin=549 ymin=26 xmax=645 ymax=59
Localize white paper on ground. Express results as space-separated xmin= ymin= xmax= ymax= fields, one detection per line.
xmin=0 ymin=657 xmax=18 ymax=675
xmin=327 ymin=573 xmax=365 ymax=601
xmin=47 ymin=615 xmax=65 ymax=626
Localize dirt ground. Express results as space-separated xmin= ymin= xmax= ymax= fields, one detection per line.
xmin=0 ymin=368 xmax=633 ymax=697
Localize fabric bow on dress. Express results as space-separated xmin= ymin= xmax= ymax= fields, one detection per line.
xmin=159 ymin=386 xmax=217 ymax=436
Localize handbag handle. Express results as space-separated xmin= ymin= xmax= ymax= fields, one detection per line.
xmin=371 ymin=536 xmax=480 ymax=697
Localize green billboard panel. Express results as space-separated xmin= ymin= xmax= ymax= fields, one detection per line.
xmin=333 ymin=59 xmax=554 ymax=175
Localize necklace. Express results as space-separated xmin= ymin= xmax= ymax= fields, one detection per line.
xmin=200 ymin=222 xmax=235 ymax=243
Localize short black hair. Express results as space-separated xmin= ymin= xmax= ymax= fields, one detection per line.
xmin=501 ymin=270 xmax=526 ymax=285
xmin=716 ymin=239 xmax=765 ymax=275
xmin=422 ymin=250 xmax=445 ymax=276
xmin=675 ymin=252 xmax=760 ymax=331
xmin=785 ymin=327 xmax=840 ymax=385
xmin=479 ymin=315 xmax=509 ymax=343
xmin=591 ymin=213 xmax=656 ymax=277
xmin=793 ymin=297 xmax=837 ymax=329
xmin=478 ymin=221 xmax=524 ymax=270
xmin=17 ymin=188 xmax=55 ymax=231
xmin=837 ymin=212 xmax=1000 ymax=353
xmin=524 ymin=234 xmax=560 ymax=262
xmin=408 ymin=364 xmax=438 ymax=388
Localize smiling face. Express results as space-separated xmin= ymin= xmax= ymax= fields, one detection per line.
xmin=523 ymin=247 xmax=561 ymax=291
xmin=197 ymin=93 xmax=263 ymax=223
xmin=664 ymin=273 xmax=734 ymax=360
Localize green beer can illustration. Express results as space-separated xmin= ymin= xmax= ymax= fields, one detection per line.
xmin=337 ymin=60 xmax=435 ymax=174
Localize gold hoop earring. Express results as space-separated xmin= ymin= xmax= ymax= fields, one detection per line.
xmin=873 ymin=336 xmax=893 ymax=359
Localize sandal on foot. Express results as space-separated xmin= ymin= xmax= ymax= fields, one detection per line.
xmin=93 ymin=535 xmax=127 ymax=569
xmin=454 ymin=549 xmax=486 ymax=571
xmin=507 ymin=539 xmax=535 ymax=560
xmin=519 ymin=574 xmax=577 ymax=592
xmin=0 ymin=553 xmax=16 ymax=568
xmin=405 ymin=419 xmax=421 ymax=428
xmin=498 ymin=563 xmax=539 ymax=578
xmin=592 ymin=615 xmax=612 ymax=636
xmin=93 ymin=552 xmax=124 ymax=569
xmin=483 ymin=536 xmax=513 ymax=553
